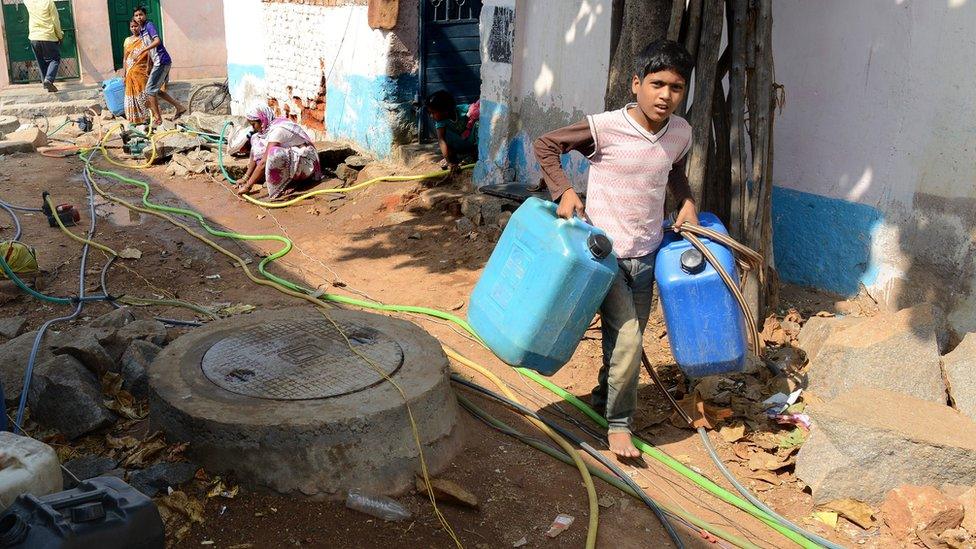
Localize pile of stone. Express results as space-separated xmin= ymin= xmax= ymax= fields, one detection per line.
xmin=793 ymin=303 xmax=976 ymax=543
xmin=0 ymin=307 xmax=201 ymax=500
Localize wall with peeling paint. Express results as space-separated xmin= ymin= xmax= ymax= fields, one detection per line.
xmin=772 ymin=0 xmax=976 ymax=335
xmin=224 ymin=0 xmax=267 ymax=115
xmin=222 ymin=0 xmax=420 ymax=157
xmin=476 ymin=0 xmax=612 ymax=191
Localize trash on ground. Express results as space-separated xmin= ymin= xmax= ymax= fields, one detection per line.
xmin=545 ymin=513 xmax=574 ymax=538
xmin=345 ymin=488 xmax=412 ymax=522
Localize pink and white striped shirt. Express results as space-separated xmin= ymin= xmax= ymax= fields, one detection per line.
xmin=584 ymin=105 xmax=692 ymax=258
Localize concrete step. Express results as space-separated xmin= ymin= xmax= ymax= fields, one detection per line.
xmin=0 ymin=87 xmax=100 ymax=105
xmin=0 ymin=99 xmax=102 ymax=120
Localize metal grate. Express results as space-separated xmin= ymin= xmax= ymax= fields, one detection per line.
xmin=201 ymin=318 xmax=404 ymax=400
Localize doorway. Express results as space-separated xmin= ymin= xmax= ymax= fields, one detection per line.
xmin=418 ymin=0 xmax=483 ymax=140
xmin=109 ymin=0 xmax=161 ymax=71
xmin=2 ymin=0 xmax=80 ymax=84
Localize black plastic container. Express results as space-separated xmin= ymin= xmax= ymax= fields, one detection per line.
xmin=0 ymin=476 xmax=164 ymax=549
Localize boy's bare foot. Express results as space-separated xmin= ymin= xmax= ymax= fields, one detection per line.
xmin=171 ymin=106 xmax=187 ymax=120
xmin=608 ymin=431 xmax=640 ymax=459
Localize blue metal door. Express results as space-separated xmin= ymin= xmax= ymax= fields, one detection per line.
xmin=419 ymin=0 xmax=483 ymax=140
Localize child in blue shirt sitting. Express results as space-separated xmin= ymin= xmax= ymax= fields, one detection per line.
xmin=426 ymin=90 xmax=479 ymax=173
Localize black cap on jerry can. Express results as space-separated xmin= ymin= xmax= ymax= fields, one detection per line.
xmin=680 ymin=248 xmax=705 ymax=274
xmin=587 ymin=234 xmax=612 ymax=259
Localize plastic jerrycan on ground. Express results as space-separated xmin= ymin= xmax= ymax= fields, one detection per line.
xmin=102 ymin=78 xmax=126 ymax=116
xmin=655 ymin=212 xmax=748 ymax=377
xmin=469 ymin=197 xmax=618 ymax=375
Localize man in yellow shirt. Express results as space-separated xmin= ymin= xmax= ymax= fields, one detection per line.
xmin=24 ymin=0 xmax=64 ymax=92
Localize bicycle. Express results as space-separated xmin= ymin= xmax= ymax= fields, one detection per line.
xmin=187 ymin=79 xmax=231 ymax=114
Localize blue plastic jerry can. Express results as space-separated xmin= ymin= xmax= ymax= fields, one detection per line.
xmin=468 ymin=197 xmax=619 ymax=375
xmin=655 ymin=212 xmax=748 ymax=377
xmin=102 ymin=78 xmax=125 ymax=116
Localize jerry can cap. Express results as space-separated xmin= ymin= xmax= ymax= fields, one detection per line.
xmin=680 ymin=249 xmax=705 ymax=274
xmin=587 ymin=234 xmax=612 ymax=259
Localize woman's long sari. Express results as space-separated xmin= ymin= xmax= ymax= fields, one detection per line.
xmin=123 ymin=36 xmax=150 ymax=125
xmin=249 ymin=117 xmax=322 ymax=199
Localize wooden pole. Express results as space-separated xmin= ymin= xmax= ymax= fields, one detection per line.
xmin=727 ymin=0 xmax=748 ymax=240
xmin=684 ymin=0 xmax=724 ymax=204
xmin=667 ymin=0 xmax=685 ymax=41
xmin=677 ymin=0 xmax=702 ymax=114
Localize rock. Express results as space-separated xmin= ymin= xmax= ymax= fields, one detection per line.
xmin=796 ymin=387 xmax=976 ymax=504
xmin=460 ymin=193 xmax=518 ymax=227
xmin=0 ymin=330 xmax=53 ymax=405
xmin=0 ymin=432 xmax=62 ymax=504
xmin=344 ymin=155 xmax=369 ymax=170
xmin=170 ymin=152 xmax=206 ymax=174
xmin=120 ymin=340 xmax=161 ymax=399
xmin=959 ymin=487 xmax=976 ymax=533
xmin=938 ymin=528 xmax=971 ymax=549
xmin=115 ymin=319 xmax=167 ymax=349
xmin=27 ymin=355 xmax=116 ymax=439
xmin=220 ymin=155 xmax=250 ymax=179
xmin=6 ymin=127 xmax=47 ymax=149
xmin=497 ymin=211 xmax=513 ymax=230
xmin=184 ymin=113 xmax=245 ymax=136
xmin=880 ymin=485 xmax=964 ymax=540
xmin=455 ymin=217 xmax=475 ymax=234
xmin=62 ymin=455 xmax=119 ymax=488
xmin=167 ymin=162 xmax=190 ymax=177
xmin=315 ymin=142 xmax=357 ymax=170
xmin=944 ymin=332 xmax=976 ymax=422
xmin=49 ymin=327 xmax=115 ymax=375
xmin=148 ymin=134 xmax=206 ymax=160
xmin=805 ymin=306 xmax=947 ymax=404
xmin=128 ymin=462 xmax=198 ymax=497
xmin=0 ymin=141 xmax=35 ymax=155
xmin=91 ymin=307 xmax=137 ymax=332
xmin=795 ymin=314 xmax=861 ymax=364
xmin=0 ymin=316 xmax=27 ymax=340
xmin=335 ymin=162 xmax=358 ymax=181
xmin=408 ymin=232 xmax=421 ymax=240
xmin=100 ymin=110 xmax=115 ymax=121
xmin=411 ymin=187 xmax=465 ymax=211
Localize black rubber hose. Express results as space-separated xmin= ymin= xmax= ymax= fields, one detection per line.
xmin=451 ymin=374 xmax=685 ymax=548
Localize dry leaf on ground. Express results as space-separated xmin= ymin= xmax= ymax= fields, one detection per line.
xmin=719 ymin=422 xmax=747 ymax=443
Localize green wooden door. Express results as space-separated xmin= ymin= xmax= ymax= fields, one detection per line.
xmin=3 ymin=0 xmax=80 ymax=84
xmin=108 ymin=0 xmax=161 ymax=71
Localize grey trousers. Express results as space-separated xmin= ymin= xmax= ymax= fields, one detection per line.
xmin=592 ymin=251 xmax=656 ymax=433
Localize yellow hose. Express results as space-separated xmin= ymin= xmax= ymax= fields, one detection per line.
xmin=239 ymin=163 xmax=476 ymax=209
xmin=443 ymin=346 xmax=600 ymax=549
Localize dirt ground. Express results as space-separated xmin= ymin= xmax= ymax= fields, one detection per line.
xmin=0 ymin=148 xmax=897 ymax=548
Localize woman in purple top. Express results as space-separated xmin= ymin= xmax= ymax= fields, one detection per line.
xmin=133 ymin=6 xmax=185 ymax=126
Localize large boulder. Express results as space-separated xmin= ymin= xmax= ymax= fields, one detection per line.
xmin=0 ymin=141 xmax=34 ymax=156
xmin=805 ymin=305 xmax=947 ymax=404
xmin=0 ymin=330 xmax=53 ymax=406
xmin=62 ymin=455 xmax=121 ymax=489
xmin=796 ymin=387 xmax=976 ymax=504
xmin=120 ymin=340 xmax=161 ymax=399
xmin=0 ymin=316 xmax=27 ymax=340
xmin=128 ymin=462 xmax=198 ymax=497
xmin=944 ymin=332 xmax=976 ymax=423
xmin=49 ymin=327 xmax=115 ymax=375
xmin=27 ymin=355 xmax=116 ymax=439
xmin=148 ymin=134 xmax=207 ymax=161
xmin=183 ymin=113 xmax=245 ymax=136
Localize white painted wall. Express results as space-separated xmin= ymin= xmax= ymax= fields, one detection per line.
xmin=510 ymin=0 xmax=612 ymax=122
xmin=222 ymin=0 xmax=267 ymax=114
xmin=773 ymin=0 xmax=976 ymax=333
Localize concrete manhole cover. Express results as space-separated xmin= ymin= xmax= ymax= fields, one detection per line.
xmin=201 ymin=318 xmax=404 ymax=400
